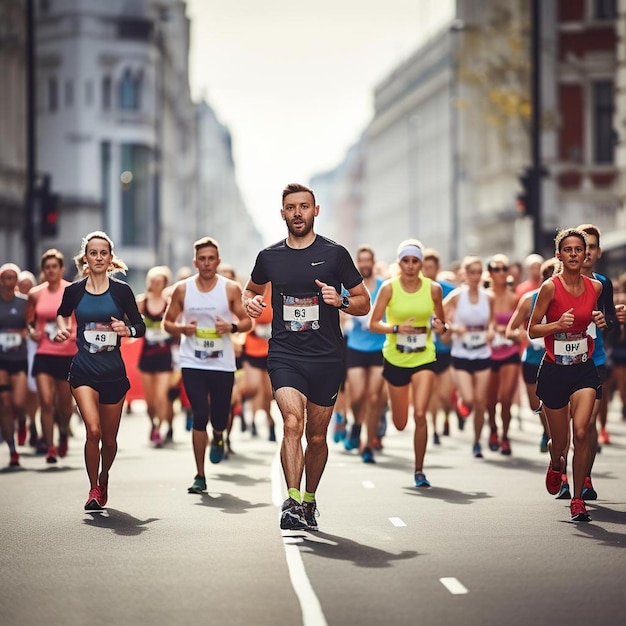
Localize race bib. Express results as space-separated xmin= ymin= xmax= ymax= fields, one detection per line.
xmin=193 ymin=328 xmax=223 ymax=359
xmin=45 ymin=321 xmax=58 ymax=341
xmin=0 ymin=330 xmax=22 ymax=352
xmin=491 ymin=332 xmax=513 ymax=349
xmin=282 ymin=294 xmax=320 ymax=332
xmin=396 ymin=327 xmax=428 ymax=353
xmin=83 ymin=322 xmax=117 ymax=353
xmin=145 ymin=326 xmax=170 ymax=344
xmin=554 ymin=331 xmax=588 ymax=365
xmin=254 ymin=323 xmax=272 ymax=340
xmin=462 ymin=326 xmax=487 ymax=350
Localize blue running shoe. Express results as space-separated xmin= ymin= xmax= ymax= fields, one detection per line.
xmin=344 ymin=424 xmax=361 ymax=451
xmin=556 ymin=479 xmax=571 ymax=500
xmin=415 ymin=472 xmax=431 ymax=488
xmin=187 ymin=474 xmax=207 ymax=494
xmin=361 ymin=446 xmax=375 ymax=463
xmin=185 ymin=410 xmax=193 ymax=432
xmin=209 ymin=433 xmax=225 ymax=464
xmin=472 ymin=442 xmax=483 ymax=458
xmin=582 ymin=476 xmax=597 ymax=501
xmin=377 ymin=411 xmax=388 ymax=438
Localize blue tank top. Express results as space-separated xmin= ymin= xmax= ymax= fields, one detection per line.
xmin=522 ymin=291 xmax=545 ymax=366
xmin=346 ymin=277 xmax=385 ymax=353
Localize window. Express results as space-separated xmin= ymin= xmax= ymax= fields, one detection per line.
xmin=594 ymin=0 xmax=617 ymax=19
xmin=120 ymin=143 xmax=152 ymax=245
xmin=118 ymin=68 xmax=142 ymax=111
xmin=48 ymin=76 xmax=58 ymax=112
xmin=85 ymin=79 xmax=93 ymax=106
xmin=592 ymin=80 xmax=614 ymax=164
xmin=64 ymin=79 xmax=73 ymax=107
xmin=102 ymin=75 xmax=111 ymax=110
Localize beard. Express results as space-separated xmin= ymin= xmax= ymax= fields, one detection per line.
xmin=286 ymin=217 xmax=314 ymax=238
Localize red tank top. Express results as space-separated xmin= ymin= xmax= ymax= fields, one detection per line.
xmin=544 ymin=275 xmax=596 ymax=365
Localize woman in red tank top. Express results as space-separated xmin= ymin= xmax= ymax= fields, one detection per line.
xmin=529 ymin=228 xmax=606 ymax=522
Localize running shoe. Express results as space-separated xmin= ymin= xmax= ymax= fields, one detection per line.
xmin=17 ymin=421 xmax=27 ymax=446
xmin=443 ymin=419 xmax=450 ymax=436
xmin=343 ymin=424 xmax=361 ymax=451
xmin=166 ymin=427 xmax=173 ymax=442
xmin=185 ymin=410 xmax=193 ymax=431
xmin=46 ymin=446 xmax=58 ymax=464
xmin=9 ymin=452 xmax=20 ymax=467
xmin=598 ymin=428 xmax=610 ymax=445
xmin=97 ymin=484 xmax=108 ymax=507
xmin=377 ymin=412 xmax=388 ymax=438
xmin=556 ymin=479 xmax=571 ymax=500
xmin=582 ymin=476 xmax=598 ymax=501
xmin=84 ymin=487 xmax=103 ymax=511
xmin=570 ymin=497 xmax=591 ymax=522
xmin=540 ymin=433 xmax=549 ymax=454
xmin=361 ymin=446 xmax=375 ymax=464
xmin=209 ymin=433 xmax=225 ymax=464
xmin=150 ymin=426 xmax=160 ymax=443
xmin=187 ymin=474 xmax=207 ymax=494
xmin=251 ymin=422 xmax=258 ymax=437
xmin=332 ymin=412 xmax=346 ymax=443
xmin=415 ymin=472 xmax=431 ymax=488
xmin=58 ymin=436 xmax=68 ymax=458
xmin=29 ymin=423 xmax=38 ymax=447
xmin=302 ymin=501 xmax=319 ymax=531
xmin=500 ymin=438 xmax=511 ymax=456
xmin=545 ymin=456 xmax=564 ymax=495
xmin=472 ymin=442 xmax=483 ymax=458
xmin=488 ymin=430 xmax=500 ymax=451
xmin=269 ymin=424 xmax=276 ymax=442
xmin=280 ymin=498 xmax=307 ymax=530
xmin=433 ymin=432 xmax=441 ymax=445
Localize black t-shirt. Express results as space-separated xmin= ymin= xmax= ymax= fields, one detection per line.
xmin=250 ymin=235 xmax=363 ymax=361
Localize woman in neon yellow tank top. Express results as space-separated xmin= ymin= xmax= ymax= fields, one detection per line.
xmin=369 ymin=239 xmax=449 ymax=488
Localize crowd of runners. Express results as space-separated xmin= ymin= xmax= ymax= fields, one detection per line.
xmin=1 ymin=184 xmax=625 ymax=525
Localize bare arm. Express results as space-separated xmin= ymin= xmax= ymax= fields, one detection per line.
xmin=162 ymin=282 xmax=196 ymax=337
xmin=242 ymin=279 xmax=268 ymax=319
xmin=505 ymin=292 xmax=532 ymax=342
xmin=368 ymin=282 xmax=393 ymax=334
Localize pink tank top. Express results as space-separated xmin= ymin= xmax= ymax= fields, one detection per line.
xmin=35 ymin=282 xmax=77 ymax=356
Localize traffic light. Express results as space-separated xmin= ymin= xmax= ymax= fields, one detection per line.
xmin=516 ymin=168 xmax=534 ymax=216
xmin=40 ymin=190 xmax=59 ymax=238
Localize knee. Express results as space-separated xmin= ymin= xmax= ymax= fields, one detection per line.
xmin=573 ymin=425 xmax=588 ymax=446
xmin=192 ymin=415 xmax=209 ymax=431
xmin=307 ymin=430 xmax=327 ymax=448
xmin=413 ymin=411 xmax=427 ymax=427
xmin=85 ymin=426 xmax=101 ymax=443
xmin=283 ymin=414 xmax=303 ymax=439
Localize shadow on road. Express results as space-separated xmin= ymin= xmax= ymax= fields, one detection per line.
xmin=402 ymin=486 xmax=492 ymax=505
xmin=210 ymin=471 xmax=270 ymax=487
xmin=291 ymin=531 xmax=419 ymax=568
xmin=83 ymin=508 xmax=159 ymax=536
xmin=195 ymin=491 xmax=271 ymax=514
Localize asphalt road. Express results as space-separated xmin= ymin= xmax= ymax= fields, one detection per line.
xmin=1 ymin=398 xmax=625 ymax=626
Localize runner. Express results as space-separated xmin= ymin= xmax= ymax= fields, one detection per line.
xmin=243 ymin=182 xmax=370 ymax=530
xmin=162 ymin=237 xmax=252 ymax=494
xmin=0 ymin=263 xmax=28 ymax=468
xmin=529 ymin=227 xmax=605 ymax=522
xmin=136 ymin=265 xmax=174 ymax=447
xmin=443 ymin=256 xmax=495 ymax=458
xmin=369 ymin=239 xmax=449 ymax=486
xmin=56 ymin=231 xmax=146 ymax=510
xmin=344 ymin=245 xmax=386 ymax=463
xmin=25 ymin=249 xmax=77 ymax=463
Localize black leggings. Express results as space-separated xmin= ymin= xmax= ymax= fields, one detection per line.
xmin=181 ymin=368 xmax=234 ymax=431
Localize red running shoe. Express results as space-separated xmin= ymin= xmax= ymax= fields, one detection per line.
xmin=98 ymin=484 xmax=108 ymax=507
xmin=58 ymin=437 xmax=68 ymax=458
xmin=46 ymin=446 xmax=58 ymax=464
xmin=570 ymin=497 xmax=590 ymax=522
xmin=488 ymin=430 xmax=500 ymax=451
xmin=9 ymin=452 xmax=20 ymax=467
xmin=84 ymin=487 xmax=103 ymax=511
xmin=545 ymin=456 xmax=564 ymax=495
xmin=500 ymin=439 xmax=511 ymax=456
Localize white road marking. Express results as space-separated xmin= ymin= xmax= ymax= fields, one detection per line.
xmin=440 ymin=577 xmax=469 ymax=595
xmin=271 ymin=453 xmax=328 ymax=626
xmin=362 ymin=480 xmax=375 ymax=489
xmin=389 ymin=517 xmax=407 ymax=527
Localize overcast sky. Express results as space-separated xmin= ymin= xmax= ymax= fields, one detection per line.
xmin=186 ymin=0 xmax=456 ymax=244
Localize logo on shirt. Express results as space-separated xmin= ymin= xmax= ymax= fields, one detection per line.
xmin=311 ymin=261 xmax=325 ymax=266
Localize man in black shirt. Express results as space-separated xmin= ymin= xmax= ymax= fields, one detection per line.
xmin=243 ymin=183 xmax=370 ymax=530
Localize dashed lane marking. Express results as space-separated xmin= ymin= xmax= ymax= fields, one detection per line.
xmin=389 ymin=517 xmax=407 ymax=527
xmin=440 ymin=577 xmax=469 ymax=595
xmin=362 ymin=480 xmax=375 ymax=489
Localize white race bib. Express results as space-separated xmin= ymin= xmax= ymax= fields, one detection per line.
xmin=0 ymin=331 xmax=22 ymax=351
xmin=554 ymin=332 xmax=588 ymax=365
xmin=282 ymin=294 xmax=320 ymax=332
xmin=254 ymin=323 xmax=272 ymax=340
xmin=396 ymin=328 xmax=427 ymax=353
xmin=83 ymin=322 xmax=117 ymax=353
xmin=193 ymin=328 xmax=223 ymax=359
xmin=145 ymin=327 xmax=170 ymax=344
xmin=462 ymin=327 xmax=487 ymax=350
xmin=45 ymin=321 xmax=58 ymax=341
xmin=491 ymin=332 xmax=513 ymax=348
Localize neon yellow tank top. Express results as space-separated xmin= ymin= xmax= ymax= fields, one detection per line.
xmin=382 ymin=275 xmax=436 ymax=368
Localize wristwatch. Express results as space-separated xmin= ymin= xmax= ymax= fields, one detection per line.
xmin=339 ymin=295 xmax=350 ymax=310
xmin=230 ymin=323 xmax=238 ymax=334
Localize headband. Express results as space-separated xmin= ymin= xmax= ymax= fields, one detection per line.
xmin=397 ymin=245 xmax=424 ymax=261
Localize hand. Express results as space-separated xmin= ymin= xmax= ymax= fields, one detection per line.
xmin=592 ymin=310 xmax=606 ymax=329
xmin=215 ymin=315 xmax=230 ymax=335
xmin=315 ymin=279 xmax=340 ymax=307
xmin=180 ymin=320 xmax=198 ymax=337
xmin=245 ymin=295 xmax=265 ymax=319
xmin=558 ymin=307 xmax=575 ymax=329
xmin=55 ymin=327 xmax=71 ymax=342
xmin=616 ymin=304 xmax=626 ymax=324
xmin=111 ymin=316 xmax=129 ymax=337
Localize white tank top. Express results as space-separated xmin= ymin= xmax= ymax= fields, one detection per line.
xmin=451 ymin=287 xmax=491 ymax=360
xmin=179 ymin=275 xmax=236 ymax=372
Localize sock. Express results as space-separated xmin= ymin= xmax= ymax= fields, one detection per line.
xmin=303 ymin=491 xmax=315 ymax=504
xmin=288 ymin=488 xmax=301 ymax=503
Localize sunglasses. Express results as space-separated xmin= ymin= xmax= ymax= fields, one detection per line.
xmin=489 ymin=265 xmax=509 ymax=273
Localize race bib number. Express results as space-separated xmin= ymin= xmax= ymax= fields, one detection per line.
xmin=491 ymin=332 xmax=513 ymax=349
xmin=462 ymin=326 xmax=487 ymax=350
xmin=45 ymin=321 xmax=58 ymax=341
xmin=193 ymin=328 xmax=223 ymax=359
xmin=83 ymin=322 xmax=117 ymax=353
xmin=0 ymin=330 xmax=22 ymax=352
xmin=396 ymin=327 xmax=427 ymax=353
xmin=554 ymin=331 xmax=588 ymax=365
xmin=145 ymin=326 xmax=170 ymax=344
xmin=254 ymin=323 xmax=272 ymax=340
xmin=283 ymin=295 xmax=320 ymax=332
